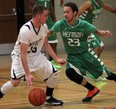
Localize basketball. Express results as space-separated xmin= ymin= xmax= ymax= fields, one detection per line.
xmin=28 ymin=88 xmax=46 ymax=106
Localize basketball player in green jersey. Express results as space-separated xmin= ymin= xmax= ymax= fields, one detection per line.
xmin=30 ymin=0 xmax=61 ymax=69
xmin=78 ymin=0 xmax=116 ymax=57
xmin=78 ymin=0 xmax=116 ymax=80
xmin=48 ymin=2 xmax=116 ymax=102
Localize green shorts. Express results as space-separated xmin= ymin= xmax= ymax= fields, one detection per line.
xmin=88 ymin=34 xmax=104 ymax=49
xmin=47 ymin=15 xmax=57 ymax=43
xmin=66 ymin=49 xmax=111 ymax=79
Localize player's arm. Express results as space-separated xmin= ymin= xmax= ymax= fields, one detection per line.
xmin=47 ymin=30 xmax=53 ymax=36
xmin=78 ymin=0 xmax=92 ymax=17
xmin=102 ymin=2 xmax=116 ymax=13
xmin=49 ymin=0 xmax=56 ymax=22
xmin=20 ymin=43 xmax=35 ymax=87
xmin=83 ymin=20 xmax=112 ymax=37
xmin=43 ymin=37 xmax=66 ymax=65
xmin=94 ymin=30 xmax=112 ymax=37
xmin=48 ymin=20 xmax=61 ymax=37
xmin=43 ymin=37 xmax=59 ymax=61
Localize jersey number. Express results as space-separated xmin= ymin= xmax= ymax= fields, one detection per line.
xmin=31 ymin=46 xmax=37 ymax=53
xmin=68 ymin=39 xmax=80 ymax=46
xmin=44 ymin=2 xmax=47 ymax=7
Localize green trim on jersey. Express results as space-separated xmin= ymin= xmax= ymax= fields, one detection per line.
xmin=79 ymin=0 xmax=102 ymax=24
xmin=51 ymin=19 xmax=96 ymax=54
xmin=35 ymin=0 xmax=57 ymax=41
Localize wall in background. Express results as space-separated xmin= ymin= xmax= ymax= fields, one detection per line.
xmin=0 ymin=0 xmax=115 ymax=55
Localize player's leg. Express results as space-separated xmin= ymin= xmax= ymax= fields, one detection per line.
xmin=0 ymin=54 xmax=26 ymax=99
xmin=66 ymin=56 xmax=100 ymax=102
xmin=65 ymin=67 xmax=100 ymax=102
xmin=104 ymin=67 xmax=116 ymax=81
xmin=88 ymin=34 xmax=105 ymax=81
xmin=87 ymin=49 xmax=116 ymax=82
xmin=93 ymin=37 xmax=104 ymax=57
xmin=34 ymin=56 xmax=63 ymax=106
xmin=0 ymin=79 xmax=21 ymax=99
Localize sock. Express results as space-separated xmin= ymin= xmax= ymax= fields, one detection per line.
xmin=1 ymin=81 xmax=14 ymax=94
xmin=46 ymin=87 xmax=54 ymax=97
xmin=84 ymin=82 xmax=95 ymax=90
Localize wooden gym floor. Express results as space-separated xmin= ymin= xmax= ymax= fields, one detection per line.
xmin=0 ymin=50 xmax=116 ymax=109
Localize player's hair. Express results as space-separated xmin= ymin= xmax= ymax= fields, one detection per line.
xmin=64 ymin=2 xmax=78 ymax=13
xmin=32 ymin=4 xmax=47 ymax=17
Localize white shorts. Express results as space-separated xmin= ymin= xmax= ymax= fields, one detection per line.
xmin=11 ymin=53 xmax=58 ymax=81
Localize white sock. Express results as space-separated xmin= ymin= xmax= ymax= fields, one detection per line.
xmin=1 ymin=81 xmax=14 ymax=94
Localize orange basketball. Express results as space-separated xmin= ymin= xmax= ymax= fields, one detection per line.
xmin=28 ymin=88 xmax=46 ymax=106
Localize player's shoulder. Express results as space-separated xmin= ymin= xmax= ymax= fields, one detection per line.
xmin=55 ymin=19 xmax=65 ymax=24
xmin=42 ymin=23 xmax=48 ymax=28
xmin=41 ymin=23 xmax=48 ymax=33
xmin=78 ymin=19 xmax=91 ymax=26
xmin=21 ymin=21 xmax=32 ymax=31
xmin=54 ymin=19 xmax=66 ymax=27
xmin=78 ymin=19 xmax=86 ymax=24
xmin=18 ymin=21 xmax=32 ymax=36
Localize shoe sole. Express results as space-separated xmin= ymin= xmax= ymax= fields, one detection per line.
xmin=45 ymin=102 xmax=63 ymax=106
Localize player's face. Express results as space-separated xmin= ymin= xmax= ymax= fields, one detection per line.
xmin=39 ymin=10 xmax=48 ymax=24
xmin=64 ymin=6 xmax=76 ymax=23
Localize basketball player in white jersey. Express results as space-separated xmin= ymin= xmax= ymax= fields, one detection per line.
xmin=0 ymin=5 xmax=66 ymax=106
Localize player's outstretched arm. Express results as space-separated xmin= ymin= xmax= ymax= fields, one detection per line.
xmin=78 ymin=0 xmax=91 ymax=17
xmin=102 ymin=2 xmax=116 ymax=13
xmin=95 ymin=30 xmax=112 ymax=37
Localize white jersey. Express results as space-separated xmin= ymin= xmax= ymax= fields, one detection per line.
xmin=12 ymin=20 xmax=48 ymax=60
xmin=10 ymin=20 xmax=58 ymax=79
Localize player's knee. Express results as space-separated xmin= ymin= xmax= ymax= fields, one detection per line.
xmin=65 ymin=68 xmax=83 ymax=84
xmin=11 ymin=79 xmax=21 ymax=87
xmin=47 ymin=72 xmax=59 ymax=88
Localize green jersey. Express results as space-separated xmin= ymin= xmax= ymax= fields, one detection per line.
xmin=35 ymin=0 xmax=50 ymax=9
xmin=79 ymin=0 xmax=102 ymax=24
xmin=50 ymin=19 xmax=96 ymax=54
xmin=35 ymin=0 xmax=57 ymax=41
xmin=35 ymin=0 xmax=52 ymax=28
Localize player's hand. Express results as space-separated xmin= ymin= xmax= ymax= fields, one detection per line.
xmin=26 ymin=74 xmax=36 ymax=88
xmin=55 ymin=58 xmax=66 ymax=66
xmin=99 ymin=30 xmax=112 ymax=37
xmin=105 ymin=30 xmax=112 ymax=36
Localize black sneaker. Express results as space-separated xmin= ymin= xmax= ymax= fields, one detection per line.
xmin=45 ymin=96 xmax=63 ymax=106
xmin=0 ymin=89 xmax=4 ymax=99
xmin=106 ymin=73 xmax=116 ymax=82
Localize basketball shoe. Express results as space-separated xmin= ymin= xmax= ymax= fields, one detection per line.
xmin=82 ymin=86 xmax=100 ymax=102
xmin=45 ymin=96 xmax=63 ymax=106
xmin=89 ymin=74 xmax=107 ymax=82
xmin=106 ymin=73 xmax=116 ymax=81
xmin=0 ymin=89 xmax=4 ymax=99
xmin=50 ymin=60 xmax=61 ymax=69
